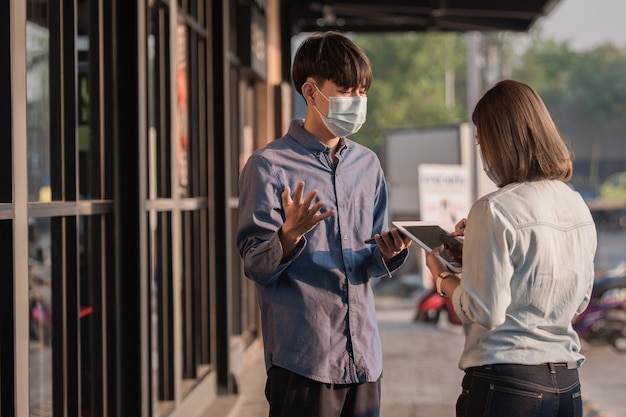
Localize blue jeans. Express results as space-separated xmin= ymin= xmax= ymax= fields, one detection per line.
xmin=456 ymin=363 xmax=583 ymax=417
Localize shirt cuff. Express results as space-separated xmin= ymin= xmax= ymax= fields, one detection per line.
xmin=383 ymin=248 xmax=409 ymax=277
xmin=279 ymin=235 xmax=306 ymax=264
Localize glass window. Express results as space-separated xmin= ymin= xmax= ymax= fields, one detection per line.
xmin=148 ymin=3 xmax=172 ymax=200
xmin=77 ymin=0 xmax=103 ymax=200
xmin=181 ymin=209 xmax=210 ymax=381
xmin=28 ymin=218 xmax=52 ymax=414
xmin=26 ymin=1 xmax=54 ymax=414
xmin=0 ymin=0 xmax=11 ymax=204
xmin=26 ymin=1 xmax=112 ymax=415
xmin=176 ymin=21 xmax=189 ymax=197
xmin=148 ymin=2 xmax=214 ymax=406
xmin=27 ymin=1 xmax=51 ymax=203
xmin=79 ymin=214 xmax=107 ymax=417
xmin=149 ymin=211 xmax=174 ymax=405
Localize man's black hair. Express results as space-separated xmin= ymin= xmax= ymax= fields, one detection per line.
xmin=292 ymin=31 xmax=372 ymax=97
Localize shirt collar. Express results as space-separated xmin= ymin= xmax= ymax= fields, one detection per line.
xmin=288 ymin=120 xmax=348 ymax=155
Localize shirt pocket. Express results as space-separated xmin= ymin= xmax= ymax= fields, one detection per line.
xmin=352 ymin=193 xmax=376 ymax=241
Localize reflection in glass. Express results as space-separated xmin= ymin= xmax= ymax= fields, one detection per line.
xmin=28 ymin=219 xmax=52 ymax=416
xmin=149 ymin=212 xmax=174 ymax=404
xmin=77 ymin=0 xmax=95 ymax=199
xmin=27 ymin=0 xmax=53 ymax=413
xmin=147 ymin=3 xmax=175 ymax=406
xmin=27 ymin=1 xmax=51 ymax=202
xmin=79 ymin=216 xmax=96 ymax=417
xmin=176 ymin=23 xmax=189 ymax=197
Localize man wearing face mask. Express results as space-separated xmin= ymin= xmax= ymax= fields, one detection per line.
xmin=236 ymin=31 xmax=411 ymax=417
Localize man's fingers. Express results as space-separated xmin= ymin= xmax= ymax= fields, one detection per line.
xmin=302 ymin=189 xmax=319 ymax=208
xmin=284 ymin=182 xmax=334 ymax=223
xmin=315 ymin=209 xmax=335 ymax=222
xmin=308 ymin=199 xmax=326 ymax=213
xmin=293 ymin=181 xmax=305 ymax=203
xmin=309 ymin=201 xmax=334 ymax=221
xmin=282 ymin=185 xmax=292 ymax=206
xmin=284 ymin=182 xmax=322 ymax=211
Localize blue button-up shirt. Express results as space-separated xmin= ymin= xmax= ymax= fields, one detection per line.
xmin=237 ymin=120 xmax=407 ymax=384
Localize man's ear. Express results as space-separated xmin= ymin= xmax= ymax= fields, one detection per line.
xmin=301 ymin=82 xmax=316 ymax=106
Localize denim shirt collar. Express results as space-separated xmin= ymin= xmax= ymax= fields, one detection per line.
xmin=289 ymin=120 xmax=347 ymax=157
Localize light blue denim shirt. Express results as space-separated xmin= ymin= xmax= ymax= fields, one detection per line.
xmin=237 ymin=120 xmax=407 ymax=384
xmin=451 ymin=180 xmax=597 ymax=370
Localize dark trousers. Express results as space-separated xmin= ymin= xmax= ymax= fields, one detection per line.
xmin=457 ymin=363 xmax=583 ymax=417
xmin=265 ymin=366 xmax=381 ymax=417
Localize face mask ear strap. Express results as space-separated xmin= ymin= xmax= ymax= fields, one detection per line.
xmin=311 ymin=83 xmax=330 ymax=102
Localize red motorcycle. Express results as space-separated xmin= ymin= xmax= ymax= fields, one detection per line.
xmin=414 ymin=263 xmax=626 ymax=344
xmin=413 ymin=273 xmax=461 ymax=325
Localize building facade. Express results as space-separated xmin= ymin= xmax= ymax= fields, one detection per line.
xmin=3 ymin=0 xmax=285 ymax=416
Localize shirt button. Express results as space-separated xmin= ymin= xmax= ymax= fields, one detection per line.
xmin=343 ymin=234 xmax=348 ymax=240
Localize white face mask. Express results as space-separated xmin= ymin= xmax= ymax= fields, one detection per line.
xmin=478 ymin=145 xmax=502 ymax=185
xmin=312 ymin=84 xmax=367 ymax=137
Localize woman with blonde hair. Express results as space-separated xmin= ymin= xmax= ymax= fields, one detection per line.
xmin=425 ymin=79 xmax=597 ymax=417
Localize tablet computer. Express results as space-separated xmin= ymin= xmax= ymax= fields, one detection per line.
xmin=392 ymin=220 xmax=463 ymax=273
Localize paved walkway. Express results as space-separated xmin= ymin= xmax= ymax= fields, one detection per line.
xmin=204 ymin=304 xmax=621 ymax=417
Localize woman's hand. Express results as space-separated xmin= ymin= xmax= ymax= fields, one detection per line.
xmin=425 ymin=245 xmax=447 ymax=277
xmin=426 ymin=245 xmax=461 ymax=297
xmin=450 ymin=218 xmax=467 ymax=238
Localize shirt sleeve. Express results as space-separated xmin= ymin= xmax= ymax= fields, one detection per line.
xmin=451 ymin=198 xmax=514 ymax=330
xmin=575 ymin=278 xmax=594 ymax=315
xmin=236 ymin=154 xmax=295 ymax=286
xmin=383 ymin=248 xmax=409 ymax=277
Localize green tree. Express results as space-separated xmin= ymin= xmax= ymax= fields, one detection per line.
xmin=512 ymin=35 xmax=579 ymax=108
xmin=569 ymin=45 xmax=626 ymax=122
xmin=512 ymin=31 xmax=626 ymax=187
xmin=352 ymin=32 xmax=467 ymax=153
xmin=513 ymin=33 xmax=626 ymax=122
xmin=349 ymin=29 xmax=626 ymax=175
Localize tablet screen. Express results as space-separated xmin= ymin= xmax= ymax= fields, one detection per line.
xmin=393 ymin=221 xmax=463 ymax=272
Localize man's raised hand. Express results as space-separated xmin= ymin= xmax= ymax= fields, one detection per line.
xmin=279 ymin=181 xmax=335 ymax=256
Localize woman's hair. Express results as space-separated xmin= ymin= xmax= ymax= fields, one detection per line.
xmin=472 ymin=79 xmax=573 ymax=186
xmin=292 ymin=31 xmax=372 ymax=97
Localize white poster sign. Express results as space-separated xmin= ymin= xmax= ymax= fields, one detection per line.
xmin=418 ymin=164 xmax=471 ymax=231
xmin=418 ymin=164 xmax=472 ymax=286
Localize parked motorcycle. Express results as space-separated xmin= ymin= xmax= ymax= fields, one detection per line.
xmin=29 ymin=258 xmax=52 ymax=345
xmin=414 ymin=262 xmax=626 ymax=350
xmin=413 ymin=274 xmax=461 ymax=325
xmin=30 ymin=298 xmax=52 ymax=345
xmin=573 ymin=263 xmax=626 ymax=352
